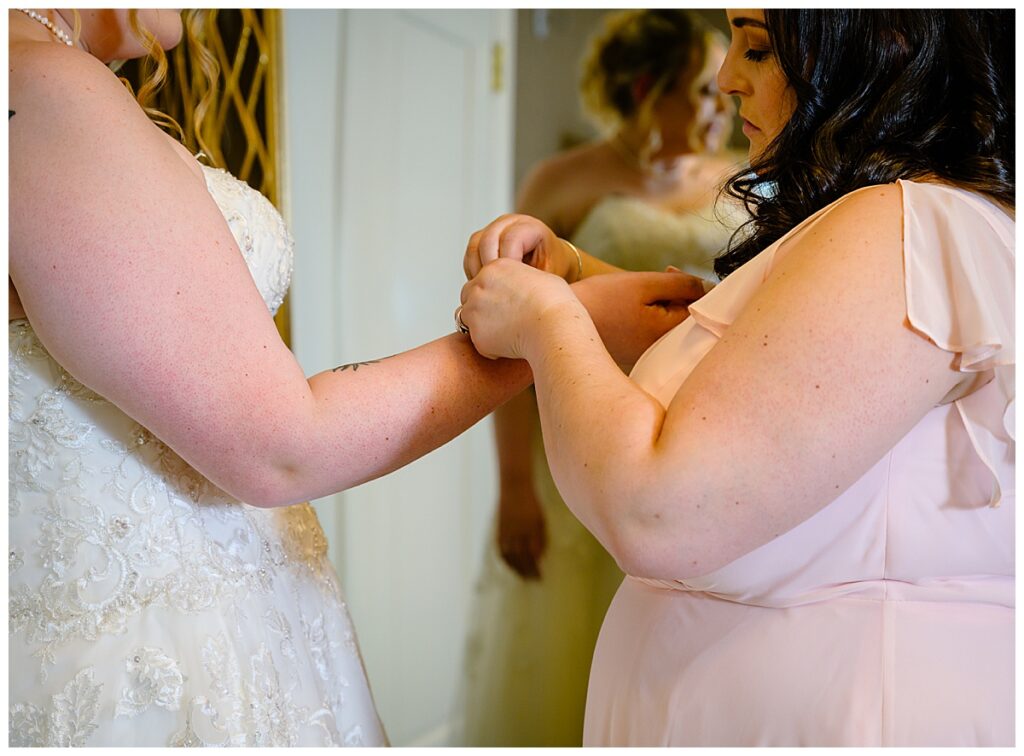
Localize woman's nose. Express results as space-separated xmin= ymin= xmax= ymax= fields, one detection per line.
xmin=717 ymin=49 xmax=747 ymax=97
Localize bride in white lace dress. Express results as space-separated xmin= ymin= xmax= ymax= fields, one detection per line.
xmin=9 ymin=161 xmax=384 ymax=745
xmin=8 ymin=10 xmax=704 ymax=746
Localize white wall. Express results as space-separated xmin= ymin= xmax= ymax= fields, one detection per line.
xmin=279 ymin=9 xmax=514 ymax=746
xmin=278 ymin=11 xmax=347 ymax=574
xmin=513 ymin=9 xmax=611 ymax=189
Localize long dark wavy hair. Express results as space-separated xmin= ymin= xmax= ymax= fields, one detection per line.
xmin=716 ymin=9 xmax=1014 ymax=278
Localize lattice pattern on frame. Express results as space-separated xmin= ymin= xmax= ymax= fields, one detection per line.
xmin=122 ymin=9 xmax=290 ymax=343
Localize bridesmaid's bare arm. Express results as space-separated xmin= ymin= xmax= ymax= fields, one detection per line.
xmin=515 ymin=187 xmax=967 ymax=578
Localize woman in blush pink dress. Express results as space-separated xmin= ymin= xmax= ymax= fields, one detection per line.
xmin=459 ymin=8 xmax=1013 ymax=746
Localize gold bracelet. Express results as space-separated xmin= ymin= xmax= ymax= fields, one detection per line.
xmin=562 ymin=238 xmax=584 ymax=283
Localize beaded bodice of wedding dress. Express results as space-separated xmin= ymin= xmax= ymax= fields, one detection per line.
xmin=9 ymin=166 xmax=387 ymax=747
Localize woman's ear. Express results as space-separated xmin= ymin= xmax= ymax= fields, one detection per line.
xmin=631 ymin=73 xmax=654 ymax=107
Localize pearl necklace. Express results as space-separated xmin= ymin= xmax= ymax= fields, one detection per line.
xmin=17 ymin=9 xmax=74 ymax=47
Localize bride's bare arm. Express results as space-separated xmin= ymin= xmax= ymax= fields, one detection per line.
xmin=10 ymin=44 xmax=530 ymax=507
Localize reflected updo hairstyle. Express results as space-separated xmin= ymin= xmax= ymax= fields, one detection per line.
xmin=717 ymin=9 xmax=1014 ymax=278
xmin=580 ymin=9 xmax=720 ymax=130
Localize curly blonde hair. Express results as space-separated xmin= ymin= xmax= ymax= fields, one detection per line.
xmin=114 ymin=10 xmax=220 ymax=161
xmin=580 ymin=10 xmax=723 ymax=132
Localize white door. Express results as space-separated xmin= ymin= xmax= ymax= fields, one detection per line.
xmin=281 ymin=10 xmax=515 ymax=745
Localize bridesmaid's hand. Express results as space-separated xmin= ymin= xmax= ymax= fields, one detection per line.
xmin=460 ymin=259 xmax=576 ymax=360
xmin=573 ymin=271 xmax=707 ymax=367
xmin=460 ymin=262 xmax=706 ymax=366
xmin=463 ymin=214 xmax=576 ymax=280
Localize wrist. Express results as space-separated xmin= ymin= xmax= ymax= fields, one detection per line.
xmin=498 ymin=482 xmax=540 ymax=512
xmin=521 ymin=296 xmax=591 ymax=365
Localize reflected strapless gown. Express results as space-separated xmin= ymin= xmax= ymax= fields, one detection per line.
xmin=9 ymin=166 xmax=387 ymax=747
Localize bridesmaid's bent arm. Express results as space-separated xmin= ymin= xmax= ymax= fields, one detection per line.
xmin=523 ymin=186 xmax=967 ymax=579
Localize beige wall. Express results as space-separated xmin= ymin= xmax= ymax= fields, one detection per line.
xmin=513 ymin=9 xmax=740 ymax=196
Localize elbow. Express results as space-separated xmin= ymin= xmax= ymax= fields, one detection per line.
xmin=588 ymin=459 xmax=736 ymax=579
xmin=586 ymin=492 xmax=672 ymax=578
xmin=591 ymin=495 xmax=726 ymax=581
xmin=602 ymin=524 xmax=673 ymax=579
xmin=219 ymin=475 xmax=293 ymax=509
xmin=604 ymin=525 xmax=721 ymax=581
xmin=170 ymin=401 xmax=325 ymax=508
xmin=237 ymin=481 xmax=296 ymax=509
xmin=210 ymin=458 xmax=309 ymax=509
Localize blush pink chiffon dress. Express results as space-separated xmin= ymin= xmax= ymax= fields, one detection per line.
xmin=583 ymin=180 xmax=1014 ymax=746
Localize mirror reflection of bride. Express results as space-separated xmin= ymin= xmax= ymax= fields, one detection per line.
xmin=459 ymin=10 xmax=747 ymax=746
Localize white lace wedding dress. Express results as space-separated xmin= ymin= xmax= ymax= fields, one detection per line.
xmin=9 ymin=166 xmax=387 ymax=747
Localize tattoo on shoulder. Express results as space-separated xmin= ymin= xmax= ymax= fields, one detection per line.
xmin=332 ymin=359 xmax=381 ymax=372
xmin=9 ymin=110 xmax=15 ymax=120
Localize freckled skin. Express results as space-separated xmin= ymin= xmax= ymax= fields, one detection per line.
xmin=8 ymin=25 xmax=536 ymax=506
xmin=497 ymin=182 xmax=967 ymax=580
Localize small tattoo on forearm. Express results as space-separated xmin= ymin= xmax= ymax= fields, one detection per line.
xmin=332 ymin=360 xmax=381 ymax=372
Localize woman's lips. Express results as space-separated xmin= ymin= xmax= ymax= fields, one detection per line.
xmin=742 ymin=119 xmax=760 ymax=137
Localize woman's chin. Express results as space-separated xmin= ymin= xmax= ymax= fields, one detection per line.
xmin=144 ymin=9 xmax=184 ymax=51
xmin=745 ymin=136 xmax=766 ymax=163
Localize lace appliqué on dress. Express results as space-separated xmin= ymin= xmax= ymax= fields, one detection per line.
xmin=9 ymin=668 xmax=103 ymax=747
xmin=9 ymin=165 xmax=385 ymax=745
xmin=116 ymin=647 xmax=185 ymax=717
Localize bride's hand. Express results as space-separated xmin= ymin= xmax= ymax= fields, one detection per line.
xmin=572 ymin=271 xmax=707 ymax=367
xmin=460 ymin=259 xmax=578 ymax=360
xmin=463 ymin=214 xmax=576 ymax=280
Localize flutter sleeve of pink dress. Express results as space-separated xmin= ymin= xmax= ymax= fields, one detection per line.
xmin=583 ymin=180 xmax=1014 ymax=746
